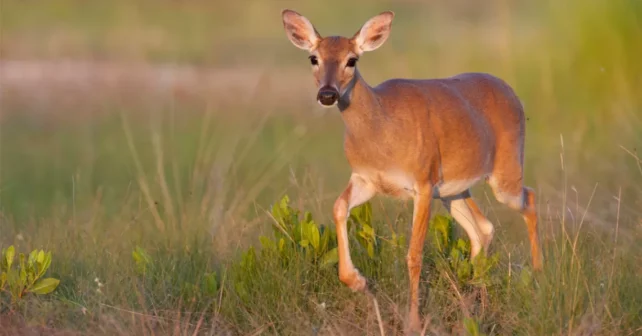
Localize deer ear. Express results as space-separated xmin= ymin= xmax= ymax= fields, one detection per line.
xmin=282 ymin=9 xmax=321 ymax=51
xmin=353 ymin=11 xmax=394 ymax=54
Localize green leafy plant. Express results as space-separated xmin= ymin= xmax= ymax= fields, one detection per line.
xmin=225 ymin=195 xmax=522 ymax=332
xmin=349 ymin=201 xmax=380 ymax=259
xmin=230 ymin=195 xmax=344 ymax=303
xmin=132 ymin=246 xmax=152 ymax=276
xmin=266 ymin=195 xmax=339 ymax=267
xmin=180 ymin=271 xmax=219 ymax=302
xmin=428 ymin=215 xmax=500 ymax=287
xmin=264 ymin=195 xmax=382 ymax=268
xmin=1 ymin=245 xmax=60 ymax=304
xmin=230 ymin=194 xmax=411 ymax=308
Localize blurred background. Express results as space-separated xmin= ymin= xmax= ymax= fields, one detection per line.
xmin=1 ymin=0 xmax=641 ymax=264
xmin=1 ymin=0 xmax=642 ymax=334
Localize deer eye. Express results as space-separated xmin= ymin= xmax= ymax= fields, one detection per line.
xmin=309 ymin=55 xmax=318 ymax=66
xmin=346 ymin=57 xmax=358 ymax=67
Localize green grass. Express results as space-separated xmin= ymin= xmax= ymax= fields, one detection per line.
xmin=1 ymin=0 xmax=642 ymax=334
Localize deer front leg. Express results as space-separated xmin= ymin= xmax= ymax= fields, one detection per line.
xmin=333 ymin=174 xmax=376 ymax=292
xmin=407 ymin=187 xmax=432 ymax=333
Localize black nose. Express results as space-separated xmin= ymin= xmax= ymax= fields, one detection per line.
xmin=317 ymin=87 xmax=339 ymax=106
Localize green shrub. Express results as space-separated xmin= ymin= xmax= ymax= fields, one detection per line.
xmin=225 ymin=195 xmax=500 ymax=333
xmin=231 ymin=195 xmax=343 ymax=304
xmin=233 ymin=195 xmax=501 ymax=295
xmin=428 ymin=215 xmax=500 ymax=288
xmin=267 ymin=195 xmax=340 ymax=268
xmin=1 ymin=245 xmax=60 ymax=305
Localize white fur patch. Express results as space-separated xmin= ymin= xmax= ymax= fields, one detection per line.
xmin=447 ymin=198 xmax=483 ymax=256
xmin=487 ymin=176 xmax=524 ymax=209
xmin=433 ymin=177 xmax=481 ymax=198
xmin=477 ymin=218 xmax=495 ymax=237
xmin=317 ymin=100 xmax=337 ymax=108
xmin=354 ymin=169 xmax=417 ymax=199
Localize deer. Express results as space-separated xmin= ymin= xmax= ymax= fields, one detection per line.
xmin=280 ymin=9 xmax=543 ymax=333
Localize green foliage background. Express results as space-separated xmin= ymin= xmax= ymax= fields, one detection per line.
xmin=1 ymin=0 xmax=641 ymax=334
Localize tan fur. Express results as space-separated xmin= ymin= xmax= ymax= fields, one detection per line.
xmin=281 ymin=9 xmax=543 ymax=334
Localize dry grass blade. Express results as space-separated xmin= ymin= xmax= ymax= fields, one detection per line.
xmin=152 ymin=130 xmax=177 ymax=230
xmin=370 ymin=294 xmax=386 ymax=336
xmin=619 ymin=145 xmax=642 ymax=176
xmin=1 ymin=0 xmax=641 ymax=335
xmin=244 ymin=323 xmax=272 ymax=336
xmin=190 ymin=312 xmax=206 ymax=336
xmin=121 ymin=113 xmax=166 ymax=233
xmin=443 ymin=271 xmax=471 ymax=319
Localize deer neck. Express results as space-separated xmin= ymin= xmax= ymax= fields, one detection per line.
xmin=337 ymin=70 xmax=383 ymax=135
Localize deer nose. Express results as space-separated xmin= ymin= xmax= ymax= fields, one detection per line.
xmin=317 ymin=87 xmax=339 ymax=106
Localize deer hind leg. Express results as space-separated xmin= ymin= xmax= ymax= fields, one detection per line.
xmin=442 ymin=190 xmax=495 ymax=258
xmin=333 ymin=174 xmax=376 ymax=292
xmin=488 ymin=173 xmax=543 ymax=270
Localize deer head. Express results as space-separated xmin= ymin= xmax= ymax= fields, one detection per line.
xmin=281 ymin=9 xmax=394 ymax=107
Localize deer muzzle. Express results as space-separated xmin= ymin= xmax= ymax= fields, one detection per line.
xmin=317 ymin=86 xmax=339 ymax=106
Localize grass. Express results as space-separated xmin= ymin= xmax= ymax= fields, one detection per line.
xmin=1 ymin=0 xmax=642 ymax=334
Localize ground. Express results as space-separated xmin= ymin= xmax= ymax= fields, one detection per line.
xmin=1 ymin=0 xmax=641 ymax=335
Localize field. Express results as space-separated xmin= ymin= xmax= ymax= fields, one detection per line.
xmin=1 ymin=0 xmax=641 ymax=335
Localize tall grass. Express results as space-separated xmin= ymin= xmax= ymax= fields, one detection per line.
xmin=1 ymin=0 xmax=641 ymax=334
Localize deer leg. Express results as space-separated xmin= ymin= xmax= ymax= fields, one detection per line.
xmin=333 ymin=174 xmax=376 ymax=291
xmin=489 ymin=176 xmax=543 ymax=270
xmin=465 ymin=196 xmax=495 ymax=254
xmin=443 ymin=190 xmax=495 ymax=258
xmin=406 ymin=188 xmax=432 ymax=333
xmin=521 ymin=187 xmax=543 ymax=270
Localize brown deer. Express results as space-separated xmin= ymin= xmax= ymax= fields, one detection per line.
xmin=281 ymin=9 xmax=543 ymax=333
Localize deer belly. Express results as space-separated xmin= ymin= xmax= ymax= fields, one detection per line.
xmin=432 ymin=177 xmax=482 ymax=198
xmin=368 ymin=170 xmax=416 ymax=199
